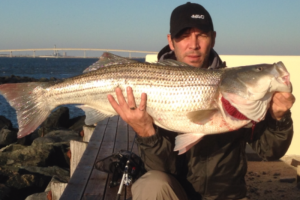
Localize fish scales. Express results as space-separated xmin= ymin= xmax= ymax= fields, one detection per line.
xmin=43 ymin=63 xmax=222 ymax=113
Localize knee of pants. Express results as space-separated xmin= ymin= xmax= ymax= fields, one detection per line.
xmin=133 ymin=170 xmax=174 ymax=189
xmin=132 ymin=170 xmax=188 ymax=200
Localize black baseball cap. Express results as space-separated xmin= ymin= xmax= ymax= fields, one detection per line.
xmin=170 ymin=2 xmax=214 ymax=38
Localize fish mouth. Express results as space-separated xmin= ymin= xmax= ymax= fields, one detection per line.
xmin=278 ymin=74 xmax=290 ymax=86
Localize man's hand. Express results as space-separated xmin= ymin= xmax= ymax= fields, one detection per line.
xmin=107 ymin=86 xmax=155 ymax=137
xmin=269 ymin=92 xmax=295 ymax=121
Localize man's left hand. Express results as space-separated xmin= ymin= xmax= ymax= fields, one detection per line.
xmin=269 ymin=92 xmax=295 ymax=121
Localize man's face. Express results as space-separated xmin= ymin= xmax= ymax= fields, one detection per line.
xmin=167 ymin=28 xmax=216 ymax=68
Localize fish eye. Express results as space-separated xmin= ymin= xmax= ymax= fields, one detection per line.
xmin=256 ymin=67 xmax=263 ymax=71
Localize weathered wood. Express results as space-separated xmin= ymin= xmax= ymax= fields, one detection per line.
xmin=60 ymin=118 xmax=109 ymax=200
xmin=50 ymin=182 xmax=67 ymax=200
xmin=84 ymin=116 xmax=119 ymax=199
xmin=70 ymin=140 xmax=88 ymax=177
xmin=61 ymin=116 xmax=139 ymax=200
xmin=104 ymin=117 xmax=128 ymax=200
xmin=83 ymin=125 xmax=96 ymax=142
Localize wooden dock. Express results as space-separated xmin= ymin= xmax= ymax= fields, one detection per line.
xmin=60 ymin=116 xmax=138 ymax=200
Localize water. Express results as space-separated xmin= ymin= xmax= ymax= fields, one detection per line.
xmin=0 ymin=57 xmax=144 ymax=128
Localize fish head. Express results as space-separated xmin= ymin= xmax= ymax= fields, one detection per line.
xmin=220 ymin=62 xmax=291 ymax=101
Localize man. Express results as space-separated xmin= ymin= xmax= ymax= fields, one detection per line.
xmin=107 ymin=2 xmax=295 ymax=200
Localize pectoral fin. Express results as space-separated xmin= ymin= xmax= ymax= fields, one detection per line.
xmin=77 ymin=105 xmax=115 ymax=125
xmin=174 ymin=133 xmax=205 ymax=155
xmin=187 ymin=109 xmax=218 ymax=124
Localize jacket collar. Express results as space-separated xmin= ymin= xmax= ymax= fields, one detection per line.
xmin=157 ymin=45 xmax=224 ymax=69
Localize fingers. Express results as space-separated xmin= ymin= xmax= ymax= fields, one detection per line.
xmin=127 ymin=87 xmax=137 ymax=109
xmin=115 ymin=87 xmax=128 ymax=108
xmin=107 ymin=93 xmax=122 ymax=114
xmin=139 ymin=93 xmax=147 ymax=111
xmin=272 ymin=92 xmax=295 ymax=110
xmin=270 ymin=92 xmax=295 ymax=120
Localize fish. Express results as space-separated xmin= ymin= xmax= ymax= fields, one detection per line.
xmin=0 ymin=53 xmax=292 ymax=154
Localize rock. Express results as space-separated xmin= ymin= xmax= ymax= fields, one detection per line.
xmin=16 ymin=130 xmax=40 ymax=146
xmin=0 ymin=142 xmax=68 ymax=168
xmin=0 ymin=183 xmax=11 ymax=200
xmin=0 ymin=116 xmax=13 ymax=130
xmin=279 ymin=177 xmax=296 ymax=183
xmin=0 ymin=144 xmax=26 ymax=153
xmin=0 ymin=166 xmax=51 ymax=200
xmin=38 ymin=107 xmax=70 ymax=136
xmin=20 ymin=166 xmax=69 ymax=179
xmin=22 ymin=168 xmax=69 ymax=200
xmin=39 ymin=130 xmax=82 ymax=145
xmin=0 ymin=128 xmax=17 ymax=147
xmin=68 ymin=115 xmax=86 ymax=133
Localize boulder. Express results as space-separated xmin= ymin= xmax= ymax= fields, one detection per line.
xmin=0 ymin=128 xmax=17 ymax=147
xmin=0 ymin=183 xmax=11 ymax=200
xmin=0 ymin=116 xmax=13 ymax=130
xmin=38 ymin=107 xmax=70 ymax=137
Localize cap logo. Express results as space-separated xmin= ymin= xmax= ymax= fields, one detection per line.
xmin=191 ymin=14 xmax=204 ymax=19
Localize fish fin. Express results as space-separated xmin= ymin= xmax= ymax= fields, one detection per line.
xmin=156 ymin=59 xmax=191 ymax=67
xmin=0 ymin=82 xmax=55 ymax=138
xmin=77 ymin=105 xmax=115 ymax=125
xmin=174 ymin=133 xmax=205 ymax=155
xmin=83 ymin=52 xmax=139 ymax=73
xmin=186 ymin=109 xmax=218 ymax=124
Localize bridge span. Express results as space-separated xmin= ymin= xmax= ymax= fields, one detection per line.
xmin=0 ymin=48 xmax=158 ymax=58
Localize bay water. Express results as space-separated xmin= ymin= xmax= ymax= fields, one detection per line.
xmin=0 ymin=57 xmax=144 ymax=128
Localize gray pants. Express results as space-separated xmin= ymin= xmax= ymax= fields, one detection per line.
xmin=131 ymin=170 xmax=249 ymax=200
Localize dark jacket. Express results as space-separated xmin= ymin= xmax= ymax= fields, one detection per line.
xmin=136 ymin=46 xmax=293 ymax=200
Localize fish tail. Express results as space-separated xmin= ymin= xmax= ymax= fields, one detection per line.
xmin=0 ymin=82 xmax=54 ymax=138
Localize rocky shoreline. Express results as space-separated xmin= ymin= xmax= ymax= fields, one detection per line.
xmin=0 ymin=76 xmax=86 ymax=200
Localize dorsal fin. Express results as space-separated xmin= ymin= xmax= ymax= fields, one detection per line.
xmin=83 ymin=52 xmax=139 ymax=73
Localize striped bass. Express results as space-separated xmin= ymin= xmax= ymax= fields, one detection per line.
xmin=0 ymin=53 xmax=292 ymax=154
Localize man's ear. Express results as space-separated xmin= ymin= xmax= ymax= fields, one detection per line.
xmin=211 ymin=31 xmax=216 ymax=48
xmin=167 ymin=34 xmax=174 ymax=50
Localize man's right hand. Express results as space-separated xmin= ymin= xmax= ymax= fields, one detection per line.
xmin=107 ymin=86 xmax=155 ymax=137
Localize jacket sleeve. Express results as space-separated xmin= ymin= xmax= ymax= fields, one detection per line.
xmin=135 ymin=125 xmax=183 ymax=174
xmin=247 ymin=110 xmax=293 ymax=161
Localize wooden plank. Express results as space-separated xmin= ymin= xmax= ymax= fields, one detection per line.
xmin=83 ymin=125 xmax=96 ymax=142
xmin=70 ymin=141 xmax=88 ymax=177
xmin=104 ymin=117 xmax=128 ymax=200
xmin=83 ymin=116 xmax=119 ymax=199
xmin=50 ymin=182 xmax=67 ymax=200
xmin=60 ymin=119 xmax=109 ymax=200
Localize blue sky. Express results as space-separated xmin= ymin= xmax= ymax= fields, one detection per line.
xmin=1 ymin=0 xmax=299 ymax=57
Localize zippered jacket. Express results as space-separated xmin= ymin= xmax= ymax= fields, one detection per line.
xmin=136 ymin=45 xmax=293 ymax=200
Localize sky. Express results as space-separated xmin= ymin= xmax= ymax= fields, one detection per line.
xmin=1 ymin=0 xmax=299 ymax=57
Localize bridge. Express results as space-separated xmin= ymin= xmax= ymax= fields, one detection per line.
xmin=0 ymin=48 xmax=158 ymax=58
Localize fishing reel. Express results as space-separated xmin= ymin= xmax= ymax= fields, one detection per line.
xmin=94 ymin=150 xmax=145 ymax=188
